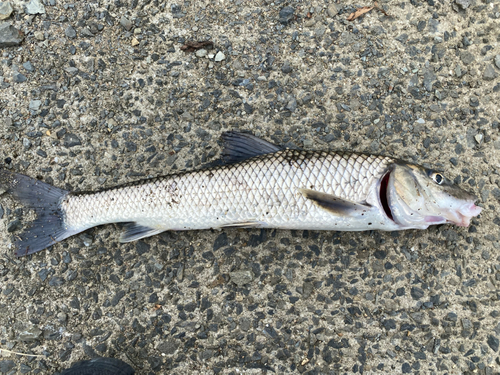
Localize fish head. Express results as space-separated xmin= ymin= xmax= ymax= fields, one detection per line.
xmin=384 ymin=163 xmax=481 ymax=229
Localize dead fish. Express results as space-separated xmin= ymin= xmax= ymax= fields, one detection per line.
xmin=1 ymin=132 xmax=481 ymax=257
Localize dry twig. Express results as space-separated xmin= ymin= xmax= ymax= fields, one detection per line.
xmin=0 ymin=348 xmax=44 ymax=358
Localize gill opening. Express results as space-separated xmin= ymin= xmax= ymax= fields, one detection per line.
xmin=380 ymin=172 xmax=394 ymax=222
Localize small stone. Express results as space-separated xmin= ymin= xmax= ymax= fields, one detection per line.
xmin=327 ymin=4 xmax=338 ymax=17
xmin=65 ymin=25 xmax=77 ymax=39
xmin=483 ymin=64 xmax=498 ymax=81
xmin=279 ymin=6 xmax=294 ymax=25
xmin=111 ymin=290 xmax=126 ymax=306
xmin=22 ymin=61 xmax=34 ymax=72
xmin=387 ymin=349 xmax=396 ymax=358
xmin=474 ymin=134 xmax=483 ymax=144
xmin=495 ymin=55 xmax=500 ymax=70
xmin=0 ymin=360 xmax=15 ymax=373
xmin=229 ymin=270 xmax=253 ymax=287
xmin=57 ymin=312 xmax=67 ymax=323
xmin=0 ymin=1 xmax=13 ymax=20
xmin=460 ymin=51 xmax=475 ymax=65
xmin=213 ymin=232 xmax=228 ymax=251
xmin=487 ymin=335 xmax=499 ymax=352
xmin=314 ymin=24 xmax=326 ymax=37
xmin=411 ymin=287 xmax=424 ymax=300
xmin=158 ymin=338 xmax=178 ymax=355
xmin=29 ymin=99 xmax=41 ymax=111
xmin=302 ymin=281 xmax=314 ymax=298
xmin=81 ymin=27 xmax=94 ymax=37
xmin=455 ymin=0 xmax=471 ymax=10
xmin=0 ymin=23 xmax=23 ymax=47
xmin=396 ymin=34 xmax=408 ymax=43
xmin=131 ymin=37 xmax=139 ymax=46
xmin=461 ymin=318 xmax=472 ymax=330
xmin=286 ymin=96 xmax=297 ymax=112
xmin=25 ymin=0 xmax=45 ymax=14
xmin=214 ymin=51 xmax=225 ymax=62
xmin=63 ymin=133 xmax=82 ymax=148
xmin=49 ymin=276 xmax=65 ymax=287
xmin=417 ymin=20 xmax=426 ymax=32
xmin=14 ymin=323 xmax=42 ymax=342
xmin=428 ymin=18 xmax=440 ymax=33
xmin=195 ymin=48 xmax=207 ymax=58
xmin=423 ymin=70 xmax=436 ymax=91
xmin=12 ymin=73 xmax=28 ymax=83
xmin=171 ymin=3 xmax=183 ymax=17
xmin=120 ymin=16 xmax=132 ymax=31
xmin=304 ymin=18 xmax=315 ymax=28
xmin=34 ymin=31 xmax=44 ymax=40
xmin=0 ymin=204 xmax=3 ymax=219
xmin=64 ymin=66 xmax=78 ymax=75
xmin=382 ymin=319 xmax=396 ymax=330
xmin=281 ymin=61 xmax=292 ymax=74
xmin=447 ymin=312 xmax=458 ymax=321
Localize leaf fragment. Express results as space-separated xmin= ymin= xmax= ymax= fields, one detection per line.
xmin=347 ymin=6 xmax=374 ymax=21
xmin=347 ymin=2 xmax=390 ymax=21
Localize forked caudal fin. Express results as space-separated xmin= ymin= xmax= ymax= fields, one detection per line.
xmin=0 ymin=169 xmax=80 ymax=257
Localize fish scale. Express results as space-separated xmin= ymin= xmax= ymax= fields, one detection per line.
xmin=62 ymin=150 xmax=394 ymax=233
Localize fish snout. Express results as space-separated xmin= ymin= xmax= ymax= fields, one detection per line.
xmin=447 ymin=202 xmax=482 ymax=227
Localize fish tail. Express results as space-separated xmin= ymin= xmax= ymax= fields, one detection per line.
xmin=0 ymin=168 xmax=80 ymax=257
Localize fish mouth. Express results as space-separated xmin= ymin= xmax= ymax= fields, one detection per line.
xmin=379 ymin=171 xmax=395 ymax=222
xmin=442 ymin=202 xmax=482 ymax=227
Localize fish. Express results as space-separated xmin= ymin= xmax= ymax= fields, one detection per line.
xmin=1 ymin=131 xmax=482 ymax=257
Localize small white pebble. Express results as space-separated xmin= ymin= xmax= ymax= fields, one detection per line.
xmin=214 ymin=51 xmax=225 ymax=62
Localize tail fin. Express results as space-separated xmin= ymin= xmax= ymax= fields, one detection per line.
xmin=0 ymin=169 xmax=79 ymax=257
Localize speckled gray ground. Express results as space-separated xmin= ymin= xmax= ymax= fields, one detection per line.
xmin=0 ymin=0 xmax=500 ymax=374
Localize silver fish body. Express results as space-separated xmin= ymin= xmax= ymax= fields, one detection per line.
xmin=64 ymin=150 xmax=398 ymax=235
xmin=1 ymin=132 xmax=482 ymax=257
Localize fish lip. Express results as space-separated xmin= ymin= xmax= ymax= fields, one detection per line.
xmin=447 ymin=202 xmax=482 ymax=227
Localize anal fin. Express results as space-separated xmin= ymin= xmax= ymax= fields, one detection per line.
xmin=120 ymin=222 xmax=164 ymax=242
xmin=298 ymin=188 xmax=372 ymax=216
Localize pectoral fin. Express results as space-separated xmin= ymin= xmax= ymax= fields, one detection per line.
xmin=298 ymin=188 xmax=372 ymax=216
xmin=120 ymin=223 xmax=164 ymax=242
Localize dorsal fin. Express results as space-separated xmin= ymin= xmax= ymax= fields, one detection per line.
xmin=220 ymin=131 xmax=282 ymax=164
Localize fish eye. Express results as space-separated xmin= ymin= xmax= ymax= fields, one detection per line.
xmin=432 ymin=173 xmax=444 ymax=185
